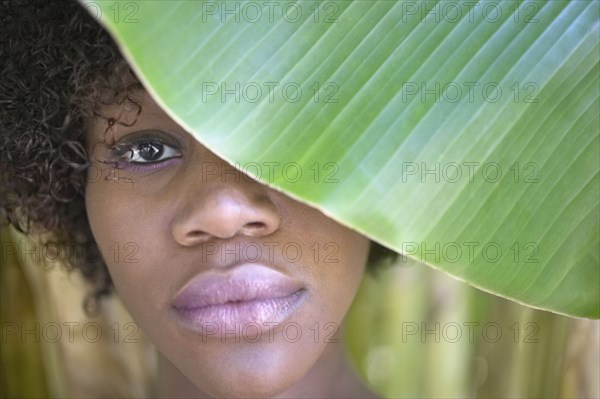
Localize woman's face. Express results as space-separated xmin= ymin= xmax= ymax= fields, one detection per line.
xmin=85 ymin=89 xmax=370 ymax=397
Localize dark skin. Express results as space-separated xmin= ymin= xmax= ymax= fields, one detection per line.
xmin=85 ymin=88 xmax=378 ymax=398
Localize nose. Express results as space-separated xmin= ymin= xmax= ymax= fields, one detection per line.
xmin=171 ymin=176 xmax=281 ymax=246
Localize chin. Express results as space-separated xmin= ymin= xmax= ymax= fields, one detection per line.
xmin=198 ymin=375 xmax=294 ymax=399
xmin=178 ymin=340 xmax=320 ymax=398
xmin=185 ymin=361 xmax=300 ymax=398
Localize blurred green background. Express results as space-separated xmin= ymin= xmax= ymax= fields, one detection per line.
xmin=1 ymin=225 xmax=599 ymax=398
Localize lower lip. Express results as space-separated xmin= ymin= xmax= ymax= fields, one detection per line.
xmin=172 ymin=289 xmax=307 ymax=337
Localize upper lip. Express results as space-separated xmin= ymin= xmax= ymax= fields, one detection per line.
xmin=171 ymin=263 xmax=304 ymax=310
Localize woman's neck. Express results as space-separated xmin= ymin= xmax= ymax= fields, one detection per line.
xmin=154 ymin=339 xmax=378 ymax=398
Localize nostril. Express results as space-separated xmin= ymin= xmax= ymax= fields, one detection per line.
xmin=174 ymin=228 xmax=213 ymax=247
xmin=241 ymin=222 xmax=268 ymax=235
xmin=188 ymin=231 xmax=210 ymax=240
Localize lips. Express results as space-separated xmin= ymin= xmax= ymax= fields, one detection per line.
xmin=170 ymin=263 xmax=306 ymax=337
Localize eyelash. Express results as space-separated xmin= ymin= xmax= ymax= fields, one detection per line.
xmin=107 ymin=132 xmax=184 ymax=171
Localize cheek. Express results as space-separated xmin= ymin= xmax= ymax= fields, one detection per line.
xmin=284 ymin=200 xmax=370 ymax=298
xmin=84 ymin=178 xmax=170 ymax=309
xmin=324 ymin=232 xmax=370 ymax=307
xmin=296 ymin=212 xmax=370 ymax=322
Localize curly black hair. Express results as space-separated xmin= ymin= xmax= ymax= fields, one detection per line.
xmin=0 ymin=0 xmax=135 ymax=312
xmin=1 ymin=0 xmax=396 ymax=314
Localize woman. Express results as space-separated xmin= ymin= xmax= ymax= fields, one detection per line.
xmin=1 ymin=1 xmax=394 ymax=397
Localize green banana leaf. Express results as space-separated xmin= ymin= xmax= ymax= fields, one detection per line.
xmin=82 ymin=0 xmax=599 ymax=318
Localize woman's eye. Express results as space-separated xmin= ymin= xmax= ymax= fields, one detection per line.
xmin=122 ymin=141 xmax=181 ymax=164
